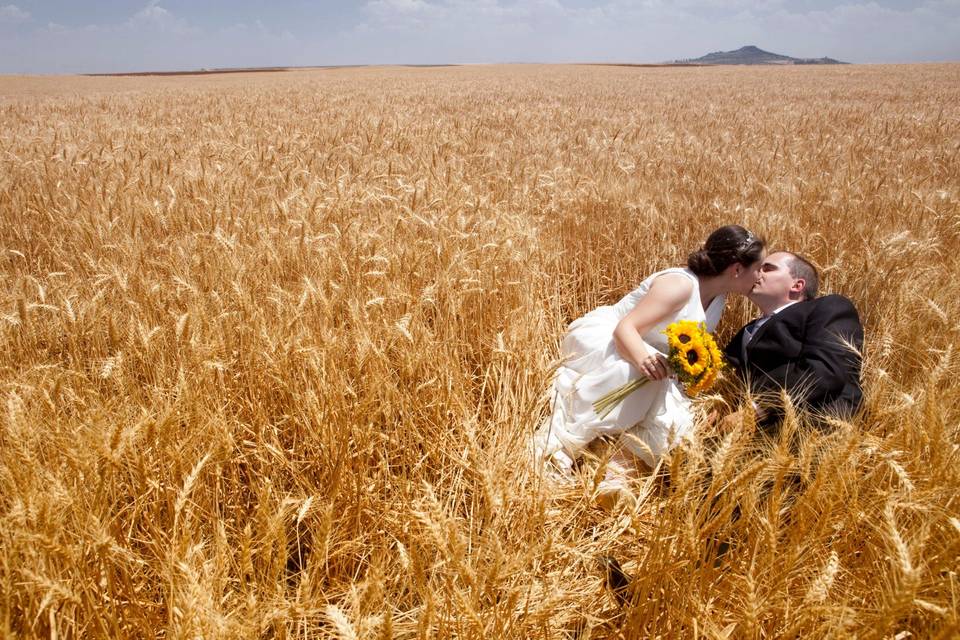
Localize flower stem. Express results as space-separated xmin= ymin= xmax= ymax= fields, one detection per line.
xmin=593 ymin=377 xmax=651 ymax=419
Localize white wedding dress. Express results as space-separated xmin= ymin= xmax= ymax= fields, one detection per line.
xmin=535 ymin=267 xmax=725 ymax=469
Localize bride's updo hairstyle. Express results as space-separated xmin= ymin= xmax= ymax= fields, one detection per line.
xmin=687 ymin=225 xmax=765 ymax=277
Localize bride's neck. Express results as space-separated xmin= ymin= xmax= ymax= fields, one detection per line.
xmin=697 ymin=275 xmax=725 ymax=309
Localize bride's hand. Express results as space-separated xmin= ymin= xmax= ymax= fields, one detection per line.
xmin=637 ymin=353 xmax=670 ymax=380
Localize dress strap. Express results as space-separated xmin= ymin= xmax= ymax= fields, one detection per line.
xmin=651 ymin=267 xmax=698 ymax=285
xmin=653 ymin=267 xmax=700 ymax=284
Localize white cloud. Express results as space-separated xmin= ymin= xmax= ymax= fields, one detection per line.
xmin=127 ymin=3 xmax=199 ymax=35
xmin=364 ymin=0 xmax=443 ymax=26
xmin=369 ymin=0 xmax=434 ymax=13
xmin=132 ymin=5 xmax=172 ymax=23
xmin=0 ymin=4 xmax=29 ymax=23
xmin=363 ymin=0 xmax=571 ymax=24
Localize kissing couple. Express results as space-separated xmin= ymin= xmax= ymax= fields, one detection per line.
xmin=533 ymin=224 xmax=864 ymax=500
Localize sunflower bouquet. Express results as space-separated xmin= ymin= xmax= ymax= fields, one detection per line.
xmin=592 ymin=320 xmax=726 ymax=419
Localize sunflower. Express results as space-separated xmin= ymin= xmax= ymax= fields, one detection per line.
xmin=664 ymin=320 xmax=700 ymax=351
xmin=687 ymin=366 xmax=718 ymax=396
xmin=705 ymin=338 xmax=725 ymax=371
xmin=679 ymin=341 xmax=709 ymax=377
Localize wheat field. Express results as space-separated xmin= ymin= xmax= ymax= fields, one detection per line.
xmin=1 ymin=64 xmax=958 ymax=638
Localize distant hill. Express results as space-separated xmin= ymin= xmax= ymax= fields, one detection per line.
xmin=676 ymin=45 xmax=846 ymax=65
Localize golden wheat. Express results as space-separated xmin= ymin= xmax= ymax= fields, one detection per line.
xmin=1 ymin=63 xmax=958 ymax=638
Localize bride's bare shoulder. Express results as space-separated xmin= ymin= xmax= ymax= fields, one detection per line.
xmin=646 ymin=272 xmax=695 ymax=303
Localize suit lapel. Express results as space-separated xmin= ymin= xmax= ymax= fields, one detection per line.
xmin=725 ymin=325 xmax=746 ymax=370
xmin=744 ymin=302 xmax=804 ymax=362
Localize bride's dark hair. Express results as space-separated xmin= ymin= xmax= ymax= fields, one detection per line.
xmin=687 ymin=225 xmax=765 ymax=277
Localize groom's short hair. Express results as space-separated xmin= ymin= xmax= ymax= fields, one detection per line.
xmin=785 ymin=253 xmax=819 ymax=300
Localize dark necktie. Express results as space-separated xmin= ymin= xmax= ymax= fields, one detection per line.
xmin=741 ymin=318 xmax=765 ymax=363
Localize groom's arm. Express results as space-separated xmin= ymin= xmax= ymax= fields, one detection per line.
xmin=788 ymin=295 xmax=864 ymax=409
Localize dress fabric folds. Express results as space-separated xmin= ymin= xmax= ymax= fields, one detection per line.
xmin=535 ymin=268 xmax=725 ymax=468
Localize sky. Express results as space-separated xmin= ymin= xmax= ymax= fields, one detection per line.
xmin=0 ymin=1 xmax=958 ymax=74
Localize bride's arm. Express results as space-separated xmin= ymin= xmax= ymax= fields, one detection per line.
xmin=612 ymin=274 xmax=693 ymax=380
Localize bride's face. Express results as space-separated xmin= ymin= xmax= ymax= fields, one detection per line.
xmin=733 ymin=256 xmax=764 ymax=295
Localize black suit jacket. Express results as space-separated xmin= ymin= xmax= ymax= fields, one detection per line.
xmin=724 ymin=294 xmax=864 ymax=424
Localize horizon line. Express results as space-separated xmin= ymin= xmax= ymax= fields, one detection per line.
xmin=5 ymin=59 xmax=960 ymax=77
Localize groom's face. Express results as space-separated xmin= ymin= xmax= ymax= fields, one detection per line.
xmin=749 ymin=252 xmax=800 ymax=307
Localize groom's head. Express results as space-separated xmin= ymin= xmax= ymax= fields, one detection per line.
xmin=749 ymin=252 xmax=819 ymax=313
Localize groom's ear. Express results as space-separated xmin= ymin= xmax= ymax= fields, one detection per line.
xmin=790 ymin=278 xmax=806 ymax=296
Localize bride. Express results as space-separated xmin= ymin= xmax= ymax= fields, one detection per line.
xmin=535 ymin=225 xmax=765 ymax=494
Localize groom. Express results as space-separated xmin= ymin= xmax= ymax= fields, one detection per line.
xmin=724 ymin=251 xmax=864 ymax=430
